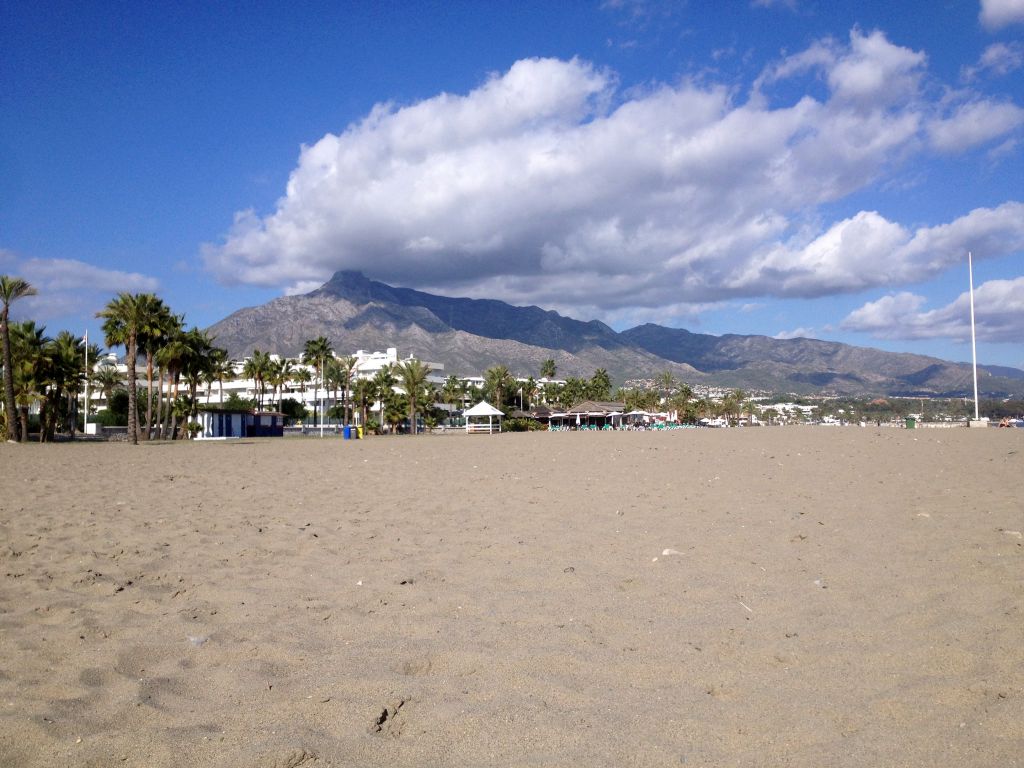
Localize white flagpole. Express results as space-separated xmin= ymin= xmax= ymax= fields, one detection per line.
xmin=83 ymin=330 xmax=90 ymax=434
xmin=968 ymin=251 xmax=980 ymax=422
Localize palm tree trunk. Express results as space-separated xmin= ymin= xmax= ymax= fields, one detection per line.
xmin=189 ymin=380 xmax=200 ymax=437
xmin=154 ymin=368 xmax=162 ymax=439
xmin=126 ymin=333 xmax=139 ymax=445
xmin=169 ymin=373 xmax=180 ymax=440
xmin=161 ymin=369 xmax=172 ymax=439
xmin=155 ymin=366 xmax=165 ymax=439
xmin=1 ymin=308 xmax=17 ymax=442
xmin=38 ymin=399 xmax=47 ymax=443
xmin=313 ymin=376 xmax=319 ymax=427
xmin=145 ymin=351 xmax=154 ymax=441
xmin=68 ymin=391 xmax=77 ymax=438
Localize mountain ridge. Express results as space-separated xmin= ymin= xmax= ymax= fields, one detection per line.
xmin=206 ymin=271 xmax=1024 ymax=397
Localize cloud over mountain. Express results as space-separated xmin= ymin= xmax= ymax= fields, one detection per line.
xmin=205 ymin=29 xmax=1023 ymax=322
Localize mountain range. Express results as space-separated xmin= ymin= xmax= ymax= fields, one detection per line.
xmin=207 ymin=271 xmax=1024 ymax=397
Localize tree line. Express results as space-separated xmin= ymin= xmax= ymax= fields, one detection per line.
xmin=1 ymin=279 xmax=235 ymax=444
xmin=0 ymin=279 xmax=459 ymax=443
xmin=3 ymin=276 xmax=760 ymax=443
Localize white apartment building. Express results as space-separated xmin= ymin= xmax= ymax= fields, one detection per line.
xmin=85 ymin=347 xmax=444 ymax=420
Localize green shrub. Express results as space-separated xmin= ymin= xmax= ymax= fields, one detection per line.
xmin=278 ymin=397 xmax=308 ymax=423
xmin=503 ymin=417 xmax=546 ymax=432
xmin=93 ymin=408 xmax=126 ymax=427
xmin=108 ymin=389 xmax=129 ymax=419
xmin=222 ymin=393 xmax=256 ymax=411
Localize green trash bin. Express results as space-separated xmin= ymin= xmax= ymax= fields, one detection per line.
xmin=905 ymin=417 xmax=916 ymax=429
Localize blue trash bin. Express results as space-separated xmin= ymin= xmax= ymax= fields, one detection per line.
xmin=343 ymin=425 xmax=351 ymax=440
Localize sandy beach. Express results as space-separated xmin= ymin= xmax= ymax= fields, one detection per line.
xmin=1 ymin=427 xmax=1021 ymax=767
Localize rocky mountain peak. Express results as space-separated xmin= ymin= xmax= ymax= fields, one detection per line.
xmin=311 ymin=270 xmax=382 ymax=303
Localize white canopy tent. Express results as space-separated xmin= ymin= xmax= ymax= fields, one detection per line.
xmin=464 ymin=400 xmax=504 ymax=434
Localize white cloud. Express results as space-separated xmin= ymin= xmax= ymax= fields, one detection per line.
xmin=928 ymin=100 xmax=1024 ymax=152
xmin=774 ymin=326 xmax=815 ymax=339
xmin=283 ymin=280 xmax=323 ymax=296
xmin=841 ymin=277 xmax=1024 ymax=342
xmin=750 ymin=28 xmax=926 ymax=109
xmin=724 ymin=202 xmax=1024 ymax=297
xmin=0 ymin=250 xmax=159 ymax=326
xmin=979 ymin=0 xmax=1024 ymax=30
xmin=826 ymin=29 xmax=926 ymax=108
xmin=205 ymin=32 xmax=1024 ymax=318
xmin=962 ymin=42 xmax=1024 ymax=80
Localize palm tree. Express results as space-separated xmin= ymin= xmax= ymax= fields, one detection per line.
xmin=41 ymin=330 xmax=86 ymax=440
xmin=351 ymin=377 xmax=375 ymax=433
xmin=302 ymin=336 xmax=334 ymax=427
xmin=521 ymin=376 xmax=538 ymax=410
xmin=371 ymin=366 xmax=396 ymax=433
xmin=655 ymin=371 xmax=677 ymax=405
xmin=483 ymin=365 xmax=513 ymax=411
xmin=92 ymin=362 xmax=123 ymax=410
xmin=10 ymin=321 xmax=50 ymax=441
xmin=153 ymin=312 xmax=185 ymax=438
xmin=335 ymin=355 xmax=357 ymax=425
xmin=543 ymin=380 xmax=563 ymax=407
xmin=179 ymin=329 xmax=217 ymax=429
xmin=241 ymin=349 xmax=272 ymax=410
xmin=97 ymin=292 xmax=152 ymax=445
xmin=669 ymin=383 xmax=694 ymax=422
xmin=440 ymin=375 xmax=466 ymax=425
xmin=1 ymin=275 xmax=37 ymax=441
xmin=384 ymin=391 xmax=408 ymax=434
xmin=292 ymin=367 xmax=312 ymax=416
xmin=561 ymin=377 xmax=588 ymax=408
xmin=540 ymin=358 xmax=556 ymax=379
xmin=589 ymin=368 xmax=612 ymax=401
xmin=694 ymin=397 xmax=713 ymax=421
xmin=441 ymin=375 xmax=466 ymax=404
xmin=731 ymin=389 xmax=747 ymax=425
xmin=133 ymin=294 xmax=171 ymax=440
xmin=211 ymin=352 xmax=235 ymax=405
xmin=271 ymin=358 xmax=294 ymax=410
xmin=396 ymin=359 xmax=432 ymax=434
xmin=322 ymin=356 xmax=346 ymax=424
xmin=742 ymin=394 xmax=758 ymax=426
xmin=717 ymin=392 xmax=739 ymax=425
xmin=155 ymin=319 xmax=188 ymax=438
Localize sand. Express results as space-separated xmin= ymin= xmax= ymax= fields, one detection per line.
xmin=0 ymin=427 xmax=1021 ymax=767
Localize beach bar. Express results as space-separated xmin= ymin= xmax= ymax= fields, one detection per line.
xmin=549 ymin=401 xmax=626 ymax=430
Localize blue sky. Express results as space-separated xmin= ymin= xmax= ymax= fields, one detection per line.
xmin=3 ymin=0 xmax=1023 ymax=369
